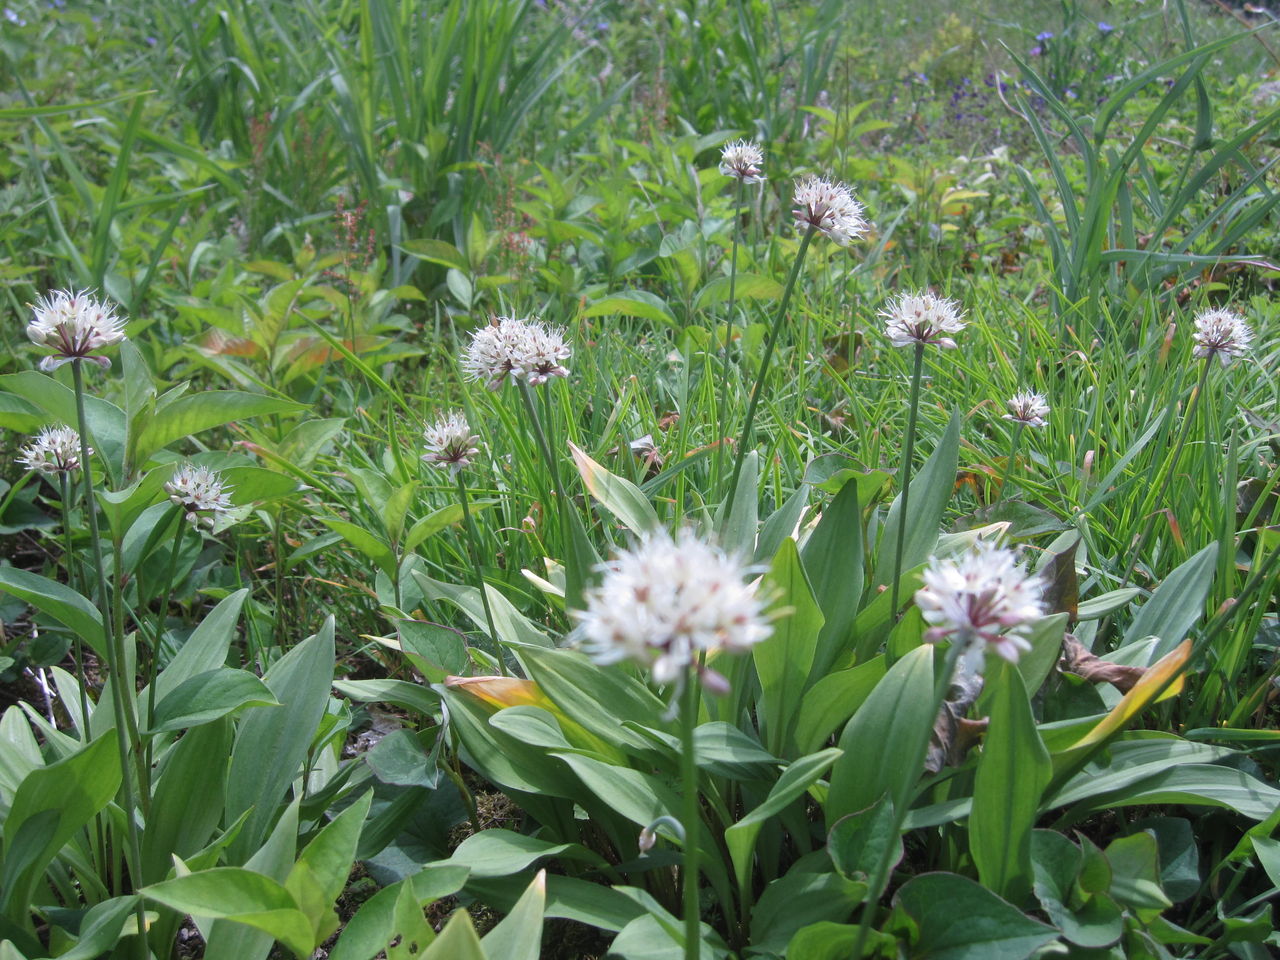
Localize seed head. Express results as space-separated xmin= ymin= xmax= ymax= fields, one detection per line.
xmin=1192 ymin=307 xmax=1252 ymax=367
xmin=26 ymin=289 xmax=127 ymax=371
xmin=461 ymin=316 xmax=571 ymax=390
xmin=882 ymin=291 xmax=966 ymax=349
xmin=422 ymin=411 xmax=480 ymax=475
xmin=575 ymin=529 xmax=772 ymax=689
xmin=792 ymin=175 xmax=869 ymax=247
xmin=165 ymin=463 xmax=234 ymax=529
xmin=18 ymin=424 xmax=88 ymax=474
xmin=1003 ymin=391 xmax=1050 ymax=428
xmin=915 ymin=540 xmax=1046 ymax=673
xmin=718 ymin=139 xmax=765 ymax=184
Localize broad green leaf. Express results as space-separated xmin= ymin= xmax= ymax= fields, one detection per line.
xmin=970 ymin=661 xmax=1051 ymax=903
xmin=320 ymin=519 xmax=396 ymax=578
xmin=0 ymin=735 xmax=120 ymax=920
xmin=417 ymin=574 xmax=552 ymax=648
xmin=1031 ymin=831 xmax=1123 ymax=948
xmin=1105 ymin=831 xmax=1171 ymax=913
xmin=142 ymin=868 xmax=313 ymax=958
xmin=793 ymin=657 xmax=887 ymax=755
xmin=827 ymin=645 xmax=934 ymax=829
xmin=715 ymin=451 xmax=758 ymax=560
xmin=569 ymin=441 xmax=659 ymax=534
xmin=421 ymin=909 xmax=485 ymax=960
xmin=0 ymin=568 xmax=104 ymax=656
xmin=551 ymin=752 xmax=681 ymax=833
xmin=399 ymin=238 xmax=469 ymax=272
xmin=802 ymin=480 xmax=864 ymax=679
xmin=382 ymin=481 xmax=417 ymax=545
xmin=334 ymin=678 xmax=440 ymax=717
xmin=142 ymin=718 xmax=233 ymax=883
xmin=1076 ymin=587 xmax=1143 ymax=620
xmin=892 ymin=872 xmax=1057 ymax=959
xmin=132 ymin=391 xmax=305 ymax=468
xmin=725 ymin=749 xmax=842 ymax=896
xmin=55 ymin=896 xmax=140 ymax=960
xmin=287 ymin=792 xmax=373 ymax=945
xmin=754 ymin=539 xmax=824 ymax=755
xmin=871 ymin=409 xmax=961 ymax=595
xmin=403 ymin=501 xmax=495 ymax=554
xmin=448 ymin=830 xmax=604 ymax=878
xmin=226 ymin=620 xmax=335 ymax=862
xmin=581 ymin=290 xmax=678 ymax=327
xmin=481 ymin=870 xmax=546 ymax=960
xmin=693 ymin=273 xmax=783 ymax=310
xmin=397 ymin=620 xmax=468 ymax=683
xmin=750 ymin=866 xmax=867 ymax=954
xmin=828 ymin=793 xmax=900 ymax=891
xmin=786 ymin=922 xmax=860 ymax=960
xmin=1125 ymin=542 xmax=1217 ymax=661
xmin=151 ymin=589 xmax=248 ymax=699
xmin=1084 ymin=764 xmax=1280 ymax=822
xmin=148 ymin=669 xmax=279 ymax=733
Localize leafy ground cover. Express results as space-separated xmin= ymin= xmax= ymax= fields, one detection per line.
xmin=0 ymin=0 xmax=1278 ymax=957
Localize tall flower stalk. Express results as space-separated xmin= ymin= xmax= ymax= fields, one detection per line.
xmin=726 ymin=175 xmax=869 ymax=516
xmin=576 ymin=530 xmax=772 ymax=960
xmin=421 ymin=411 xmax=504 ymax=674
xmin=994 ymin=391 xmax=1050 ymax=506
xmin=713 ymin=140 xmax=765 ymax=489
xmin=851 ymin=540 xmax=1044 ymax=959
xmin=881 ymin=292 xmax=966 ymax=616
xmin=1120 ymin=307 xmax=1252 ymax=587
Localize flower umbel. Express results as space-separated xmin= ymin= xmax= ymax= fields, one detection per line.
xmin=461 ymin=316 xmax=571 ymax=390
xmin=882 ymin=291 xmax=966 ymax=349
xmin=576 ymin=529 xmax=772 ymax=689
xmin=915 ymin=540 xmax=1046 ymax=673
xmin=26 ymin=289 xmax=127 ymax=371
xmin=792 ymin=175 xmax=869 ymax=246
xmin=18 ymin=424 xmax=88 ymax=474
xmin=718 ymin=139 xmax=765 ymax=184
xmin=1004 ymin=391 xmax=1050 ymax=428
xmin=165 ymin=463 xmax=234 ymax=529
xmin=1192 ymin=307 xmax=1252 ymax=367
xmin=422 ymin=412 xmax=480 ymax=475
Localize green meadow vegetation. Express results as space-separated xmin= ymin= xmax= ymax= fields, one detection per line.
xmin=1 ymin=0 xmax=1279 ymax=957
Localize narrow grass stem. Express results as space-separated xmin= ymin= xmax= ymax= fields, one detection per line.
xmin=680 ymin=673 xmax=702 ymax=960
xmin=851 ymin=641 xmax=963 ymax=960
xmin=713 ymin=179 xmax=745 ymax=490
xmin=993 ymin=421 xmax=1026 ymax=508
xmin=889 ymin=343 xmax=926 ymax=617
xmin=71 ymin=360 xmax=149 ymax=960
xmin=59 ymin=472 xmax=91 ymax=739
xmin=725 ymin=224 xmax=816 ymax=516
xmin=144 ymin=512 xmax=185 ymax=790
xmin=456 ymin=471 xmax=506 ymax=676
xmin=517 ymin=380 xmax=563 ymax=500
xmin=1118 ymin=357 xmax=1213 ymax=589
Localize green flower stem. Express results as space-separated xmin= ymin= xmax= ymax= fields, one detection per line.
xmin=725 ymin=223 xmax=817 ymax=516
xmin=850 ymin=640 xmax=963 ymax=960
xmin=517 ymin=380 xmax=563 ymax=503
xmin=71 ymin=359 xmax=149 ymax=960
xmin=713 ymin=179 xmax=746 ymax=490
xmin=680 ymin=672 xmax=702 ymax=960
xmin=144 ymin=510 xmax=186 ymax=786
xmin=59 ymin=472 xmax=91 ymax=740
xmin=889 ymin=343 xmax=926 ymax=618
xmin=456 ymin=471 xmax=506 ymax=676
xmin=992 ymin=421 xmax=1026 ymax=508
xmin=1118 ymin=356 xmax=1213 ymax=589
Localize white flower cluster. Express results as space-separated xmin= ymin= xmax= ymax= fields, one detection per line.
xmin=791 ymin=175 xmax=869 ymax=247
xmin=18 ymin=424 xmax=88 ymax=474
xmin=719 ymin=139 xmax=765 ymax=184
xmin=165 ymin=463 xmax=234 ymax=529
xmin=26 ymin=289 xmax=127 ymax=371
xmin=576 ymin=529 xmax=772 ymax=689
xmin=1192 ymin=307 xmax=1253 ymax=367
xmin=422 ymin=411 xmax=480 ymax=475
xmin=1004 ymin=391 xmax=1050 ymax=428
xmin=915 ymin=540 xmax=1046 ymax=674
xmin=882 ymin=291 xmax=967 ymax=349
xmin=461 ymin=316 xmax=571 ymax=391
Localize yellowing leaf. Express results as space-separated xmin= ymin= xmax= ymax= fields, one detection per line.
xmin=1068 ymin=640 xmax=1191 ymax=751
